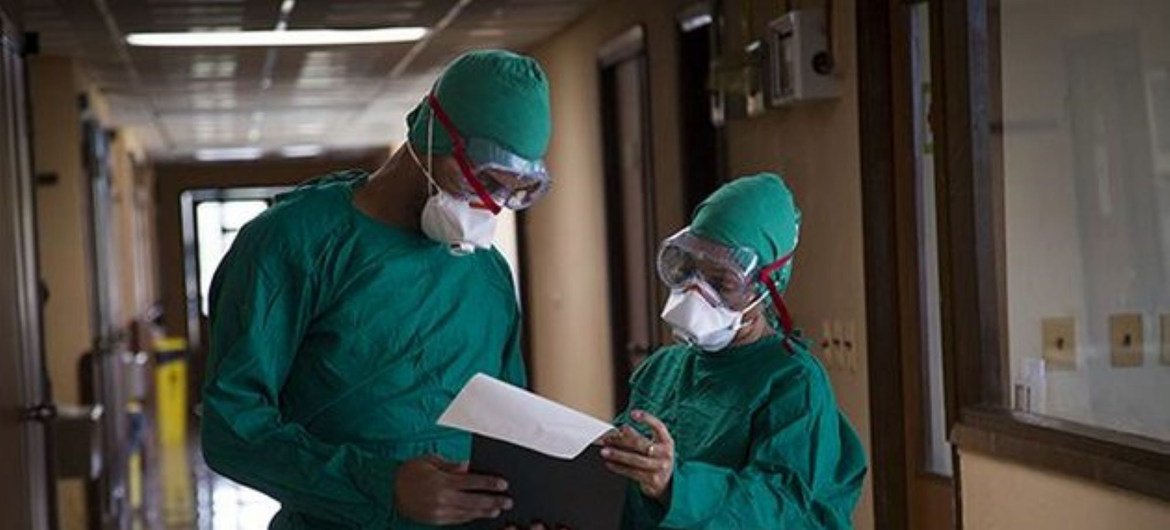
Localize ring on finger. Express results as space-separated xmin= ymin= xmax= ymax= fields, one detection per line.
xmin=645 ymin=443 xmax=656 ymax=456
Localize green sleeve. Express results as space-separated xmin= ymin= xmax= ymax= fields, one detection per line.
xmin=656 ymin=374 xmax=866 ymax=529
xmin=200 ymin=225 xmax=401 ymax=528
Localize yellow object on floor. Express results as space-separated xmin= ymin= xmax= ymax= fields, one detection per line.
xmin=154 ymin=337 xmax=189 ymax=447
xmin=161 ymin=443 xmax=195 ymax=527
xmin=128 ymin=449 xmax=142 ymax=510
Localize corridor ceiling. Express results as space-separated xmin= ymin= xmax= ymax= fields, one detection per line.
xmin=17 ymin=0 xmax=599 ymax=159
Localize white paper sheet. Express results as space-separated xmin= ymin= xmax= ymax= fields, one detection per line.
xmin=437 ymin=373 xmax=615 ymax=460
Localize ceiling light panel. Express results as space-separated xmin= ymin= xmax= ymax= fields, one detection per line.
xmin=195 ymin=147 xmax=264 ymax=162
xmin=126 ymin=27 xmax=428 ymax=47
xmin=26 ymin=0 xmax=607 ymax=157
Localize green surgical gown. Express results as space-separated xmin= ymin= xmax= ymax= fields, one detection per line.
xmin=200 ymin=171 xmax=526 ymax=530
xmin=617 ymin=335 xmax=867 ymax=529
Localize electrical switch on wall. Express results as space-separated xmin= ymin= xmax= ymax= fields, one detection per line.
xmin=1042 ymin=317 xmax=1077 ymax=369
xmin=1109 ymin=313 xmax=1144 ymax=368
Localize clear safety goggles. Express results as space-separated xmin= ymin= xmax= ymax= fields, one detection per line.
xmin=657 ymin=227 xmax=799 ymax=339
xmin=657 ymin=228 xmax=762 ymax=310
xmin=426 ymin=94 xmax=551 ymax=213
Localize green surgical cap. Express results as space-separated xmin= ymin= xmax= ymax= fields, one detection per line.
xmin=406 ymin=49 xmax=551 ymax=161
xmin=690 ymin=173 xmax=802 ymax=291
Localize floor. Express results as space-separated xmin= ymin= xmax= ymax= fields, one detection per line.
xmin=142 ymin=441 xmax=280 ymax=530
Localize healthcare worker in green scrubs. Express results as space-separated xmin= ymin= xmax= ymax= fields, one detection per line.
xmin=201 ymin=50 xmax=552 ymax=529
xmin=602 ymin=173 xmax=868 ymax=529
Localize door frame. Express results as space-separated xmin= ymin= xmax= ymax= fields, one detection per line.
xmin=858 ymin=0 xmax=960 ymax=528
xmin=598 ymin=25 xmax=659 ymax=411
xmin=0 ymin=12 xmax=53 ymax=530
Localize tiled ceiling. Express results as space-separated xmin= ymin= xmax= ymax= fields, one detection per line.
xmin=18 ymin=0 xmax=600 ymax=159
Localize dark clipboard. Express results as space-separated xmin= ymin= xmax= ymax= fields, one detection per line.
xmin=469 ymin=434 xmax=627 ymax=529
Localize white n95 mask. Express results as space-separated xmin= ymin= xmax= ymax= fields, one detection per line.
xmin=407 ymin=134 xmax=498 ymax=255
xmin=420 ymin=190 xmax=498 ymax=255
xmin=661 ymin=288 xmax=764 ymax=351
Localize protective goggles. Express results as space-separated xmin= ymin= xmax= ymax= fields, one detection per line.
xmin=657 ymin=228 xmax=798 ymax=336
xmin=426 ymin=94 xmax=551 ymax=213
xmin=657 ymin=228 xmax=762 ymax=310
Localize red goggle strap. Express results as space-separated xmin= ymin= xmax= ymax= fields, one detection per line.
xmin=426 ymin=94 xmax=502 ymax=214
xmin=758 ymin=251 xmax=796 ymax=338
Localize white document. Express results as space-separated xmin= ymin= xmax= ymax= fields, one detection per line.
xmin=437 ymin=373 xmax=615 ymax=460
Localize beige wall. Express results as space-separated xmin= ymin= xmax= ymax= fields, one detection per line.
xmin=29 ymin=55 xmax=93 ymax=406
xmin=961 ymin=450 xmax=1170 ymax=529
xmin=527 ymin=0 xmax=873 ymax=527
xmin=29 ymin=54 xmax=92 ymax=530
xmin=526 ymin=0 xmax=692 ymax=419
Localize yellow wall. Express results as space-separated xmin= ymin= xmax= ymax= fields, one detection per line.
xmin=961 ymin=451 xmax=1170 ymax=529
xmin=527 ymin=0 xmax=873 ymax=527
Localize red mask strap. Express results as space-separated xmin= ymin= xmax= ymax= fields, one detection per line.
xmin=426 ymin=94 xmax=502 ymax=214
xmin=758 ymin=251 xmax=796 ymax=339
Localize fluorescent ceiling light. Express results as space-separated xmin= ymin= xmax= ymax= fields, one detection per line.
xmin=195 ymin=147 xmax=264 ymax=162
xmin=280 ymin=144 xmax=324 ymax=158
xmin=127 ymin=27 xmax=428 ymax=47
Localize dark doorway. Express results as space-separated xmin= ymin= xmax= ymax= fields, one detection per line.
xmin=858 ymin=0 xmax=957 ymax=528
xmin=599 ymin=26 xmax=659 ymax=411
xmin=677 ymin=2 xmax=727 ymax=214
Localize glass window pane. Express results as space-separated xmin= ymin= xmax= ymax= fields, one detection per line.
xmin=999 ymin=0 xmax=1170 ymax=442
xmin=195 ymin=200 xmax=269 ymax=315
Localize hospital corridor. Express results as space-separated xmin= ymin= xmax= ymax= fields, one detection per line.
xmin=2 ymin=0 xmax=1170 ymax=529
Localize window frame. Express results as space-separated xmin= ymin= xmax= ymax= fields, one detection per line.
xmin=934 ymin=0 xmax=1170 ymax=501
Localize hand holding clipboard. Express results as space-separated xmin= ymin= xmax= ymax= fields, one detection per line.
xmin=438 ymin=375 xmax=627 ymax=529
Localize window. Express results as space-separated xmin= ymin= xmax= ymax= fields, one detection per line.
xmin=998 ymin=0 xmax=1170 ymax=443
xmin=194 ymin=199 xmax=270 ymax=315
xmin=938 ymin=0 xmax=1170 ymax=502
